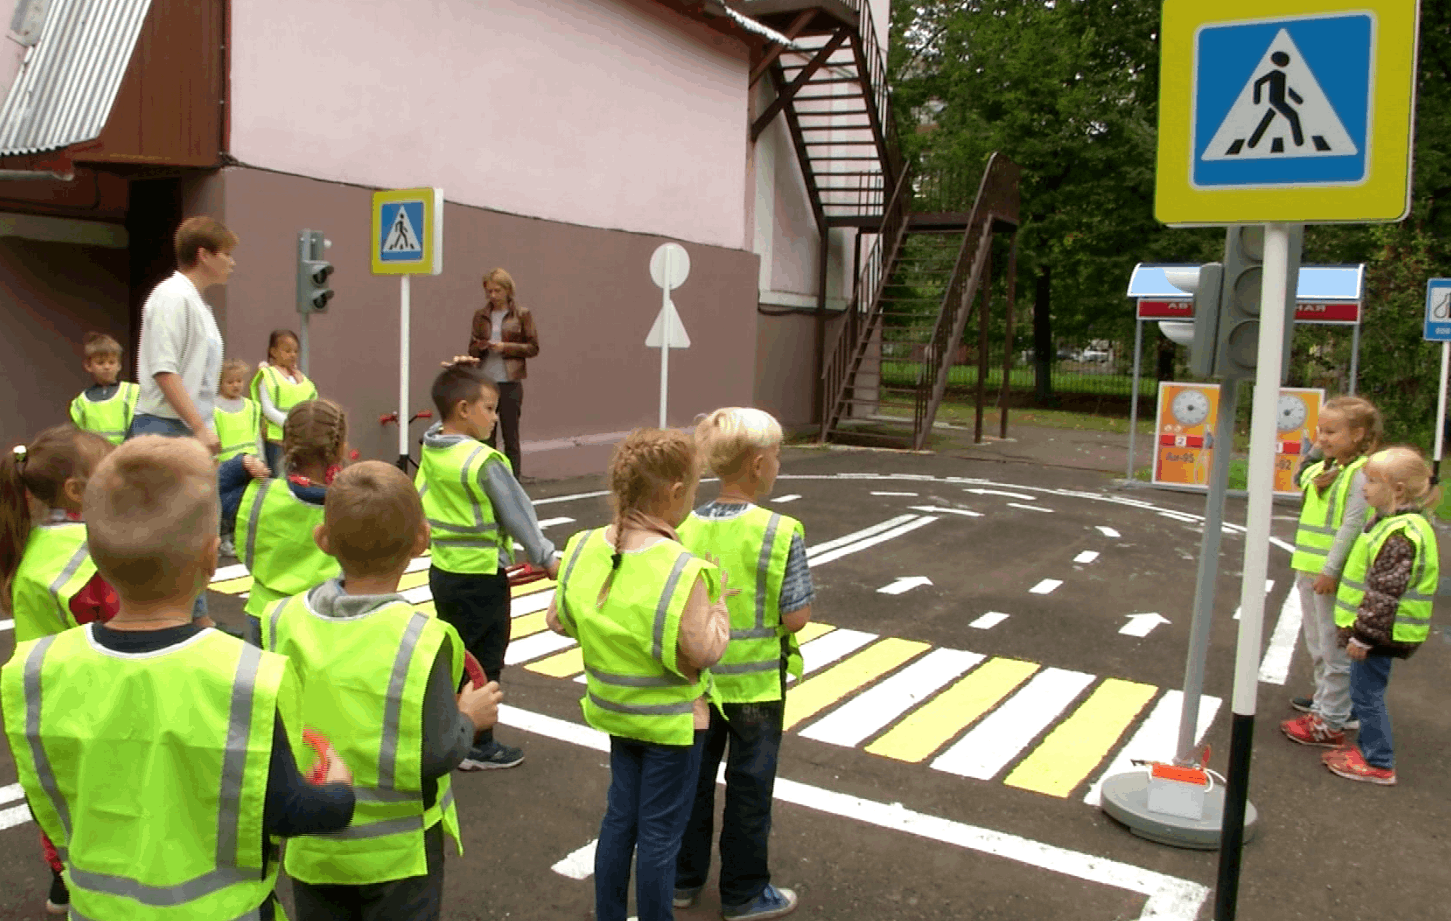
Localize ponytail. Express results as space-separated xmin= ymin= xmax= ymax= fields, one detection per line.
xmin=0 ymin=446 xmax=34 ymax=613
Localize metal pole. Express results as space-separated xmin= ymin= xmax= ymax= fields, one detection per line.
xmin=1349 ymin=320 xmax=1361 ymax=395
xmin=1215 ymin=222 xmax=1298 ymax=921
xmin=397 ymin=275 xmax=410 ymax=471
xmin=660 ymin=291 xmax=672 ymax=429
xmin=298 ymin=313 xmax=310 ymax=377
xmin=1175 ymin=376 xmax=1238 ymax=764
xmin=1434 ymin=340 xmax=1449 ymax=483
xmin=1127 ymin=317 xmax=1143 ymax=482
xmin=1000 ymin=235 xmax=1018 ymax=440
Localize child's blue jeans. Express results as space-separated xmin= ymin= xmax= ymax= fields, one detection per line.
xmin=1350 ymin=654 xmax=1395 ymax=768
xmin=596 ymin=731 xmax=704 ymax=921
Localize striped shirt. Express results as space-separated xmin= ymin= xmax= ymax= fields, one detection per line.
xmin=694 ymin=501 xmax=815 ymax=614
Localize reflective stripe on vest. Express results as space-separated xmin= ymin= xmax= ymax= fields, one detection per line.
xmin=1290 ymin=457 xmax=1368 ymax=572
xmin=69 ymin=383 xmax=138 ymax=445
xmin=561 ymin=529 xmax=716 ymax=745
xmin=11 ymin=522 xmax=94 ymax=642
xmin=261 ymin=592 xmax=465 ymax=883
xmin=677 ymin=507 xmax=803 ymax=702
xmin=215 ymin=399 xmax=262 ymax=462
xmin=1 ymin=627 xmax=289 ymax=918
xmin=1333 ymin=512 xmax=1439 ymax=643
xmin=238 ymin=479 xmax=338 ymax=617
xmin=251 ymin=366 xmax=317 ymax=442
xmin=417 ymin=440 xmax=508 ymax=574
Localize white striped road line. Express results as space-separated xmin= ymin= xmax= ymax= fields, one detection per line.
xmin=773 ymin=495 xmax=802 ymax=503
xmin=551 ymin=839 xmax=597 ymax=880
xmin=806 ymin=515 xmax=920 ymax=558
xmin=965 ymin=488 xmax=1036 ymax=500
xmin=532 ymin=490 xmax=610 ymax=506
xmin=790 ymin=628 xmax=877 ymax=682
xmin=213 ymin=562 xmax=250 ymax=581
xmin=505 ymin=630 xmax=577 ymax=666
xmin=910 ymin=505 xmax=982 ymax=517
xmin=1007 ymin=503 xmax=1053 ymax=513
xmin=1232 ymin=579 xmax=1277 ymax=620
xmin=1029 ymin=579 xmax=1062 ymax=595
xmin=799 ymin=648 xmax=983 ymax=748
xmin=401 ymin=585 xmax=432 ymax=605
xmin=0 ymin=619 xmax=11 ymax=633
xmin=496 ymin=704 xmax=1209 ymax=921
xmin=1096 ymin=526 xmax=1121 ymax=538
xmin=807 ymin=516 xmax=938 ymax=567
xmin=1073 ymin=551 xmax=1099 ymax=564
xmin=537 ymin=517 xmax=575 ymax=529
xmin=0 ymin=783 xmax=23 ymax=804
xmin=0 ymin=803 xmax=31 ymax=830
xmin=1257 ymin=587 xmax=1303 ymax=686
xmin=969 ymin=612 xmax=1010 ymax=630
xmin=871 ymin=491 xmax=918 ymax=497
xmin=1084 ymin=690 xmax=1222 ymax=807
xmin=932 ymin=668 xmax=1096 ymax=780
xmin=512 ymin=589 xmax=556 ymax=616
xmin=1158 ymin=511 xmax=1199 ymax=523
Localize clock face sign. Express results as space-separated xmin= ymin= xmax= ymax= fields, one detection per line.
xmin=1276 ymin=395 xmax=1309 ymax=433
xmin=1155 ymin=382 xmax=1323 ymax=496
xmin=1171 ymin=389 xmax=1211 ymax=427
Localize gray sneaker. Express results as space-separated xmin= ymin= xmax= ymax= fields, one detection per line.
xmin=458 ymin=741 xmax=524 ymax=771
xmin=674 ymin=885 xmax=702 ymax=909
xmin=723 ymin=885 xmax=798 ymax=920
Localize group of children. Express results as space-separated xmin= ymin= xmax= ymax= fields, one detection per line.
xmin=1283 ymin=395 xmax=1441 ymax=786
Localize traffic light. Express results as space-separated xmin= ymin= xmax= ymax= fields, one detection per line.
xmin=1213 ymin=224 xmax=1302 ymax=382
xmin=296 ymin=229 xmax=334 ymax=314
xmin=1165 ymin=263 xmax=1224 ymax=379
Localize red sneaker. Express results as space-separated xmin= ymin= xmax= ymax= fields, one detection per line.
xmin=1323 ymin=747 xmax=1396 ymax=785
xmin=1281 ymin=713 xmax=1346 ymax=748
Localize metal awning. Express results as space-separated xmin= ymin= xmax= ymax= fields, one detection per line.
xmin=1127 ymin=263 xmax=1365 ymax=302
xmin=0 ymin=0 xmax=152 ymax=157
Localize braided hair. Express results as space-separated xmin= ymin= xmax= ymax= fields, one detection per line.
xmin=597 ymin=429 xmax=698 ymax=603
xmin=282 ymin=399 xmax=348 ymax=478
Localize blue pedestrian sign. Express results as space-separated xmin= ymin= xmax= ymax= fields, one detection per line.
xmin=370 ymin=187 xmax=443 ymax=275
xmin=379 ymin=201 xmax=424 ymax=261
xmin=1426 ymin=280 xmax=1451 ymax=342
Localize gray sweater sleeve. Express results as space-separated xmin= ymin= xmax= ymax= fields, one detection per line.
xmin=420 ymin=637 xmax=475 ymax=780
xmin=480 ymin=457 xmax=558 ymax=567
xmin=258 ymin=379 xmax=288 ymax=428
xmin=1323 ymin=468 xmax=1370 ymax=578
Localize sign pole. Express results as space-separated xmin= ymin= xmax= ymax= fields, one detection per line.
xmin=398 ymin=275 xmax=411 ymax=472
xmin=1127 ymin=317 xmax=1144 ymax=482
xmin=1348 ymin=320 xmax=1361 ymax=394
xmin=1435 ymin=339 xmax=1449 ymax=484
xmin=659 ymin=290 xmax=671 ymax=429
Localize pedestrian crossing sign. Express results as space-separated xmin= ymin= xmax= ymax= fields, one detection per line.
xmin=1156 ymin=1 xmax=1420 ymax=226
xmin=371 ymin=187 xmax=444 ymax=275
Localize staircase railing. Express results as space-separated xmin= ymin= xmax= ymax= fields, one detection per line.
xmin=838 ymin=0 xmax=904 ymax=180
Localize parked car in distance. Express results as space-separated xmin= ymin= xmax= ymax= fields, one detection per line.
xmin=1080 ymin=348 xmax=1111 ymax=362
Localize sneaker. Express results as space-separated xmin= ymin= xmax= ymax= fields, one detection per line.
xmin=46 ymin=870 xmax=68 ymax=915
xmin=722 ymin=884 xmax=798 ymax=920
xmin=219 ymin=537 xmax=236 ymax=558
xmin=458 ymin=740 xmax=524 ymax=771
xmin=674 ymin=885 xmax=703 ymax=909
xmin=1323 ymin=747 xmax=1396 ymax=785
xmin=1281 ymin=713 xmax=1345 ymax=748
xmin=1290 ymin=696 xmax=1314 ymax=713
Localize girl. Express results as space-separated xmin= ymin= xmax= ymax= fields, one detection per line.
xmin=1322 ymin=446 xmax=1440 ymax=785
xmin=1282 ymin=396 xmax=1381 ymax=748
xmin=546 ymin=429 xmax=730 ymax=921
xmin=0 ymin=424 xmax=116 ymax=916
xmin=233 ymin=400 xmax=345 ymax=643
xmin=251 ymin=329 xmax=318 ymax=476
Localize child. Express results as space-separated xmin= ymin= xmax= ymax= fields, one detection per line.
xmin=546 ymin=427 xmax=730 ymax=921
xmin=674 ymin=408 xmax=809 ymax=920
xmin=68 ymin=332 xmax=139 ymax=446
xmin=215 ymin=359 xmax=263 ymax=557
xmin=259 ymin=461 xmax=502 ymax=919
xmin=252 ymin=329 xmax=317 ymax=476
xmin=236 ymin=399 xmax=345 ymax=642
xmin=0 ymin=435 xmax=357 ymax=921
xmin=418 ymin=362 xmax=560 ymax=770
xmin=1282 ymin=396 xmax=1381 ymax=748
xmin=1321 ymin=446 xmax=1440 ymax=785
xmin=0 ymin=424 xmax=116 ymax=915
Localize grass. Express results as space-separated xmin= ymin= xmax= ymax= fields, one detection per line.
xmin=880 ymin=360 xmax=1158 ymax=398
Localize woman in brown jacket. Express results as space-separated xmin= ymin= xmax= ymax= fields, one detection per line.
xmin=467 ymin=268 xmax=539 ymax=476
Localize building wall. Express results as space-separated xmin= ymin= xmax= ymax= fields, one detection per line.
xmin=228 ymin=0 xmax=752 ymax=251
xmin=215 ymin=167 xmax=758 ymax=478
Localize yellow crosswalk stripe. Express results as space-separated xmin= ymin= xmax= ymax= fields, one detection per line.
xmin=865 ymin=657 xmax=1039 ymax=763
xmin=510 ymin=611 xmax=550 ymax=641
xmin=398 ymin=570 xmax=430 ymax=591
xmin=1002 ymin=678 xmax=1158 ymax=797
xmin=527 ymin=646 xmax=583 ymax=678
xmin=210 ymin=575 xmax=253 ymax=595
xmin=784 ymin=638 xmax=929 ymax=731
xmin=793 ymin=622 xmax=834 ymax=644
xmin=513 ymin=578 xmax=557 ymax=597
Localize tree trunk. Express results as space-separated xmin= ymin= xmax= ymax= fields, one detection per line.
xmin=1033 ymin=266 xmax=1053 ymax=402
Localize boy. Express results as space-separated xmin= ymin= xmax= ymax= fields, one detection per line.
xmin=674 ymin=407 xmax=813 ymax=920
xmin=215 ymin=358 xmax=263 ymax=557
xmin=419 ymin=362 xmax=560 ymax=770
xmin=259 ymin=461 xmax=502 ymax=919
xmin=69 ymin=332 xmax=139 ymax=445
xmin=1 ymin=436 xmax=356 ymax=921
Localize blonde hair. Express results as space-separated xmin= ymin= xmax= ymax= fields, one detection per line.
xmin=220 ymin=358 xmax=250 ymax=381
xmin=600 ymin=428 xmax=698 ymax=603
xmin=84 ymin=436 xmax=218 ymax=604
xmin=482 ymin=268 xmax=516 ymax=310
xmin=324 ymin=462 xmax=424 ymax=577
xmin=1313 ymin=395 xmax=1383 ymax=490
xmin=1367 ymin=446 xmax=1440 ymax=513
xmin=82 ymin=331 xmax=122 ymax=361
xmin=283 ymin=400 xmax=348 ymax=474
xmin=695 ymin=407 xmax=783 ymax=480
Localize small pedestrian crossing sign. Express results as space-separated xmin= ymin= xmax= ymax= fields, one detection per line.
xmin=371 ymin=187 xmax=444 ymax=275
xmin=1156 ymin=1 xmax=1419 ymax=227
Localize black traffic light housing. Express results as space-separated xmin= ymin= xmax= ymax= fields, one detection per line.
xmin=1181 ymin=226 xmax=1303 ymax=381
xmin=297 ymin=229 xmax=333 ymax=314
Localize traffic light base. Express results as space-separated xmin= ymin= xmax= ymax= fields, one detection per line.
xmin=1099 ymin=770 xmax=1258 ymax=850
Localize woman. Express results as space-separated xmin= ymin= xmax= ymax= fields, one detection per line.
xmin=467 ymin=268 xmax=539 ymax=476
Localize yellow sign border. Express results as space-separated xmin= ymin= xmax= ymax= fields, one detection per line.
xmin=1156 ymin=0 xmax=1418 ymax=226
xmin=371 ymin=187 xmax=443 ymax=275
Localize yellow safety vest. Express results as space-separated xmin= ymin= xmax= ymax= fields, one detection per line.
xmin=251 ymin=366 xmax=318 ymax=442
xmin=1290 ymin=456 xmax=1369 ymax=573
xmin=1334 ymin=512 xmax=1438 ymax=645
xmin=260 ymin=590 xmax=464 ymax=884
xmin=1 ymin=625 xmax=300 ymax=920
xmin=215 ymin=398 xmax=262 ymax=462
xmin=677 ymin=506 xmax=803 ymax=703
xmin=416 ymin=439 xmax=510 ymax=574
xmin=556 ymin=528 xmax=717 ymax=746
xmin=10 ymin=521 xmax=94 ymax=642
xmin=69 ymin=382 xmax=140 ymax=445
xmin=237 ymin=478 xmax=339 ymax=618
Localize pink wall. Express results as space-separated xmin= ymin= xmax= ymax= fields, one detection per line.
xmin=229 ymin=0 xmax=752 ymax=252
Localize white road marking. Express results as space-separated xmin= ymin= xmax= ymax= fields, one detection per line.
xmin=969 ymin=611 xmax=1010 ymax=630
xmin=1158 ymin=511 xmax=1199 ymax=523
xmin=877 ymin=576 xmax=932 ymax=595
xmin=1074 ymin=551 xmax=1099 ymax=564
xmin=1007 ymin=503 xmax=1053 ymax=513
xmin=1096 ymin=526 xmax=1121 ymax=538
xmin=1257 ymin=586 xmax=1303 ymax=686
xmin=504 ymin=630 xmax=576 ymax=666
xmin=792 ymin=628 xmax=877 ymax=680
xmin=910 ymin=505 xmax=982 ymax=517
xmin=0 ymin=619 xmax=11 ymax=633
xmin=800 ymin=648 xmax=982 ymax=748
xmin=807 ymin=515 xmax=920 ymax=558
xmin=213 ymin=562 xmax=251 ymax=581
xmin=497 ymin=704 xmax=1210 ymax=921
xmin=537 ymin=517 xmax=575 ymax=529
xmin=0 ymin=783 xmax=24 ymax=805
xmin=1084 ymin=690 xmax=1222 ymax=806
xmin=965 ymin=488 xmax=1036 ymax=500
xmin=1232 ymin=579 xmax=1277 ymax=620
xmin=401 ymin=585 xmax=432 ymax=604
xmin=532 ymin=490 xmax=611 ymax=506
xmin=1119 ymin=613 xmax=1170 ymax=638
xmin=932 ymin=668 xmax=1096 ymax=780
xmin=551 ymin=839 xmax=597 ymax=880
xmin=773 ymin=495 xmax=802 ymax=503
xmin=808 ymin=516 xmax=939 ymax=567
xmin=0 ymin=803 xmax=31 ymax=831
xmin=1029 ymin=579 xmax=1062 ymax=595
xmin=871 ymin=491 xmax=918 ymax=497
xmin=512 ymin=589 xmax=556 ymax=616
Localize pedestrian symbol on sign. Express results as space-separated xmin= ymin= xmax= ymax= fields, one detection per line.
xmin=382 ymin=204 xmax=422 ymax=254
xmin=1202 ymin=29 xmax=1356 ymax=163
